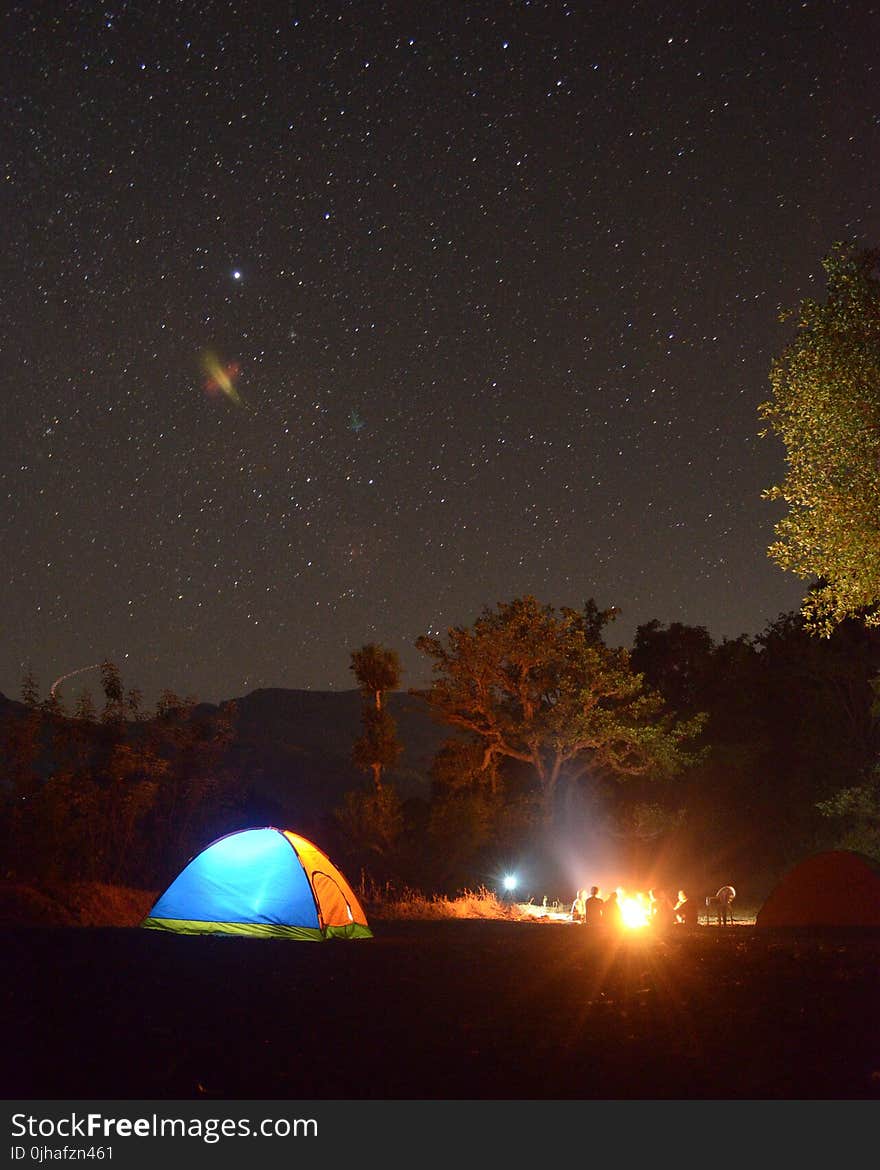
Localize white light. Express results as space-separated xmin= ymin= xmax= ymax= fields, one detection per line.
xmin=503 ymin=874 xmax=518 ymax=891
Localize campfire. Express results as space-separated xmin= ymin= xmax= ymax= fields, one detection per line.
xmin=617 ymin=889 xmax=651 ymax=929
xmin=519 ymin=885 xmax=659 ymax=928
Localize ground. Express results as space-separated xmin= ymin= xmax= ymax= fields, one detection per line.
xmin=4 ymin=917 xmax=880 ymax=1101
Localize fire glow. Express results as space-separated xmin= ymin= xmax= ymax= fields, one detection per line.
xmin=618 ymin=889 xmax=651 ymax=929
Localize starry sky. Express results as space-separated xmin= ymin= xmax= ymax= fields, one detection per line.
xmin=3 ymin=0 xmax=879 ymax=709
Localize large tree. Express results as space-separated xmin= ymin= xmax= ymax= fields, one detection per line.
xmin=414 ymin=595 xmax=705 ymax=822
xmin=759 ymin=242 xmax=880 ymax=635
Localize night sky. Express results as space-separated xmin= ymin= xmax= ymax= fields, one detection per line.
xmin=3 ymin=1 xmax=878 ymax=709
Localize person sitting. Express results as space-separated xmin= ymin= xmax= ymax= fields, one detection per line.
xmin=583 ymin=885 xmax=605 ymax=925
xmin=570 ymin=888 xmax=586 ymax=923
xmin=674 ymin=889 xmax=698 ymax=927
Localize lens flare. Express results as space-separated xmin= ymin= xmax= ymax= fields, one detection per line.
xmin=202 ymin=350 xmax=244 ymax=407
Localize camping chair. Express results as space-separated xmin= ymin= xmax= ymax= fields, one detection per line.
xmin=705 ymin=886 xmax=736 ymax=925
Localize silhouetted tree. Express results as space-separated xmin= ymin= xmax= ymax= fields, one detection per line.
xmin=349 ymin=643 xmax=403 ymax=791
xmin=631 ymin=612 xmax=880 ymax=884
xmin=0 ymin=661 xmax=244 ymax=886
xmin=333 ymin=785 xmax=405 ymax=871
xmin=143 ymin=692 xmax=242 ymax=882
xmin=425 ymin=739 xmax=538 ymax=890
xmin=631 ymin=620 xmax=717 ymax=715
xmin=331 ymin=645 xmax=407 ymax=877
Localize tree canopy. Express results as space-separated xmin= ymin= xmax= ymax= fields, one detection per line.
xmin=759 ymin=241 xmax=880 ymax=634
xmin=414 ymin=595 xmax=706 ymax=822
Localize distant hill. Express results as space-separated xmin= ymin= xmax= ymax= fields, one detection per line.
xmin=213 ymin=687 xmax=444 ymax=772
xmin=198 ymin=687 xmax=449 ymax=829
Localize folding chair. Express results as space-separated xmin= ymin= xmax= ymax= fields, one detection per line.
xmin=716 ymin=885 xmax=736 ymax=925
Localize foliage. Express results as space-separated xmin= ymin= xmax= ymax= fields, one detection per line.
xmin=759 ymin=242 xmax=880 ymax=634
xmin=333 ymin=784 xmax=405 ymax=870
xmin=349 ymin=643 xmax=402 ymax=705
xmin=632 ymin=613 xmax=880 ymax=877
xmin=351 ymin=707 xmax=403 ymax=785
xmin=349 ymin=642 xmax=403 ymax=790
xmin=815 ymin=776 xmax=880 ymax=862
xmin=415 ymin=595 xmax=706 ymax=822
xmin=341 ymin=642 xmax=405 ymax=881
xmin=814 ymin=675 xmax=880 ymax=862
xmin=0 ymin=665 xmax=244 ymax=887
xmin=631 ymin=621 xmax=717 ymax=714
xmin=143 ymin=690 xmax=241 ymax=879
xmin=610 ymin=801 xmax=687 ymax=840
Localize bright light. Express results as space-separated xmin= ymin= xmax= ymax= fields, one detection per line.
xmin=503 ymin=874 xmax=518 ymax=892
xmin=619 ymin=889 xmax=651 ymax=929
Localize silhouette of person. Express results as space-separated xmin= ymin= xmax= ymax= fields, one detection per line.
xmin=603 ymin=889 xmax=623 ymax=928
xmin=584 ymin=885 xmax=605 ymax=925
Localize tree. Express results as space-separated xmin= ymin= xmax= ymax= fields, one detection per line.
xmin=335 ymin=644 xmax=406 ymax=881
xmin=333 ymin=785 xmax=405 ymax=864
xmin=815 ymin=768 xmax=880 ymax=863
xmin=349 ymin=643 xmax=403 ymax=790
xmin=759 ymin=242 xmax=880 ymax=635
xmin=414 ymin=596 xmax=706 ymax=823
xmin=350 ymin=643 xmax=402 ymax=710
xmin=143 ymin=691 xmax=242 ymax=882
xmin=631 ymin=620 xmax=716 ymax=714
xmin=422 ymin=737 xmax=537 ymax=890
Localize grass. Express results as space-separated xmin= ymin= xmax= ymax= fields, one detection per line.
xmin=362 ymin=881 xmax=533 ymax=921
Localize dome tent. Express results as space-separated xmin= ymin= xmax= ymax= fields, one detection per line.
xmin=141 ymin=827 xmax=372 ymax=940
xmin=755 ymin=849 xmax=880 ymax=928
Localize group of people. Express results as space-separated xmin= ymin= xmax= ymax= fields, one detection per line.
xmin=570 ymin=886 xmax=608 ymax=925
xmin=570 ymin=885 xmax=700 ymax=929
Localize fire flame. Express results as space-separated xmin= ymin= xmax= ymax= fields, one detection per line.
xmin=618 ymin=889 xmax=651 ymax=929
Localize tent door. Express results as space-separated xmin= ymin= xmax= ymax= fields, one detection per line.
xmin=312 ymin=870 xmax=355 ymax=928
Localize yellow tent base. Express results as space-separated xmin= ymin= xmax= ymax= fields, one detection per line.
xmin=141 ymin=917 xmax=373 ymax=940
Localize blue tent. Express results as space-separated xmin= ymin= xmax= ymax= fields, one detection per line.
xmin=141 ymin=827 xmax=372 ymax=940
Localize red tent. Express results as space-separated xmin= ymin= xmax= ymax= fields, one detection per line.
xmin=756 ymin=850 xmax=880 ymax=928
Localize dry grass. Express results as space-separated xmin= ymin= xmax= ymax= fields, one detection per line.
xmin=364 ymin=883 xmax=534 ymax=921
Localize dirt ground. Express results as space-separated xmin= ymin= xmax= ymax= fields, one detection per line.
xmin=4 ymin=917 xmax=880 ymax=1101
